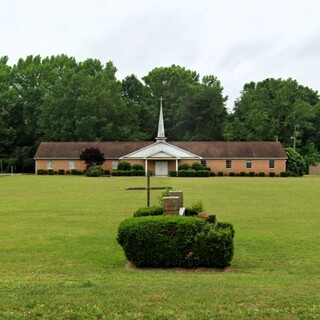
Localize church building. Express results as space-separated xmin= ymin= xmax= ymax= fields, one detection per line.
xmin=34 ymin=100 xmax=287 ymax=176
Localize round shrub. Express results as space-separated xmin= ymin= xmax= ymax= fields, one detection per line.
xmin=37 ymin=169 xmax=47 ymax=175
xmin=58 ymin=169 xmax=65 ymax=175
xmin=191 ymin=162 xmax=204 ymax=171
xmin=118 ymin=161 xmax=131 ymax=171
xmin=86 ymin=165 xmax=104 ymax=177
xmin=178 ymin=163 xmax=190 ymax=171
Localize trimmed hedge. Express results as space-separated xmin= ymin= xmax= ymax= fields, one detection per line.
xmin=169 ymin=170 xmax=177 ymax=177
xmin=132 ymin=164 xmax=143 ymax=171
xmin=112 ymin=170 xmax=145 ymax=176
xmin=37 ymin=169 xmax=47 ymax=175
xmin=133 ymin=206 xmax=164 ymax=217
xmin=117 ymin=216 xmax=234 ymax=268
xmin=71 ymin=169 xmax=83 ymax=175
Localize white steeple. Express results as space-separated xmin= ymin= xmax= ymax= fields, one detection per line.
xmin=156 ymin=97 xmax=167 ymax=142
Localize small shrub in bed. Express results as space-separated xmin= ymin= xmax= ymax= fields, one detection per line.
xmin=133 ymin=206 xmax=164 ymax=217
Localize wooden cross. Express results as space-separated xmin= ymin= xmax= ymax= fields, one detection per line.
xmin=125 ymin=170 xmax=172 ymax=207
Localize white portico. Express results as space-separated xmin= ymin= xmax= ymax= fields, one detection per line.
xmin=120 ymin=98 xmax=202 ymax=176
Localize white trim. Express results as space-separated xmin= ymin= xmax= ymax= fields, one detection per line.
xmin=120 ymin=141 xmax=202 ymax=160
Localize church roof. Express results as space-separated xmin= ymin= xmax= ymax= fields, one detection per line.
xmin=34 ymin=141 xmax=287 ymax=159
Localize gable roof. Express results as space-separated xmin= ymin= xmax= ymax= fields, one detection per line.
xmin=120 ymin=141 xmax=202 ymax=159
xmin=34 ymin=141 xmax=287 ymax=160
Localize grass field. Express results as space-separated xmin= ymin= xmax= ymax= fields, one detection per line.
xmin=0 ymin=175 xmax=319 ymax=319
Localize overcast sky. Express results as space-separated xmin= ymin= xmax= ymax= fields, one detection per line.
xmin=1 ymin=0 xmax=320 ymax=109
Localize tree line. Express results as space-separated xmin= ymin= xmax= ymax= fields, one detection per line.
xmin=0 ymin=55 xmax=319 ymax=173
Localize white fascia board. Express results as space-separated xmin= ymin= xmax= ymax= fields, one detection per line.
xmin=120 ymin=141 xmax=202 ymax=160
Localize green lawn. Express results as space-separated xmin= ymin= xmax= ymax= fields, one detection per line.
xmin=0 ymin=175 xmax=319 ymax=319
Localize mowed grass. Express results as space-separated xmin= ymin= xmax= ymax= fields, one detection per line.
xmin=0 ymin=175 xmax=319 ymax=320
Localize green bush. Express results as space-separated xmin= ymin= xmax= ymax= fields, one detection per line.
xmin=48 ymin=169 xmax=54 ymax=175
xmin=136 ymin=170 xmax=145 ymax=176
xmin=191 ymin=227 xmax=234 ymax=268
xmin=258 ymin=172 xmax=265 ymax=177
xmin=86 ymin=165 xmax=104 ymax=177
xmin=196 ymin=170 xmax=210 ymax=177
xmin=132 ymin=164 xmax=143 ymax=171
xmin=187 ymin=169 xmax=196 ymax=177
xmin=71 ymin=169 xmax=83 ymax=175
xmin=184 ymin=207 xmax=199 ymax=216
xmin=58 ymin=169 xmax=65 ymax=175
xmin=185 ymin=200 xmax=204 ymax=216
xmin=280 ymin=171 xmax=288 ymax=177
xmin=178 ymin=170 xmax=188 ymax=177
xmin=191 ymin=162 xmax=204 ymax=171
xmin=285 ymin=147 xmax=306 ymax=176
xmin=229 ymin=172 xmax=235 ymax=176
xmin=178 ymin=163 xmax=191 ymax=171
xmin=37 ymin=169 xmax=47 ymax=175
xmin=133 ymin=206 xmax=164 ymax=217
xmin=169 ymin=170 xmax=177 ymax=177
xmin=104 ymin=170 xmax=110 ymax=175
xmin=210 ymin=172 xmax=216 ymax=177
xmin=218 ymin=172 xmax=224 ymax=176
xmin=248 ymin=172 xmax=255 ymax=177
xmin=117 ymin=216 xmax=234 ymax=268
xmin=240 ymin=172 xmax=246 ymax=177
xmin=111 ymin=170 xmax=120 ymax=176
xmin=269 ymin=172 xmax=276 ymax=177
xmin=117 ymin=161 xmax=131 ymax=171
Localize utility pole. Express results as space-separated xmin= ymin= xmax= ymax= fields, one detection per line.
xmin=293 ymin=125 xmax=299 ymax=150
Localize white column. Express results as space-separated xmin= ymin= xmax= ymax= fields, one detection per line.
xmin=176 ymin=159 xmax=178 ymax=172
xmin=145 ymin=159 xmax=148 ymax=176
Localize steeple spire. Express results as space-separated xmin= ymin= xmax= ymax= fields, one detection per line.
xmin=156 ymin=97 xmax=167 ymax=142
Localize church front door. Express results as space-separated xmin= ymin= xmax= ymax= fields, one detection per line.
xmin=155 ymin=161 xmax=168 ymax=176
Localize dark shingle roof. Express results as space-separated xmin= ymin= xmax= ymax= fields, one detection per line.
xmin=170 ymin=141 xmax=287 ymax=159
xmin=34 ymin=141 xmax=287 ymax=159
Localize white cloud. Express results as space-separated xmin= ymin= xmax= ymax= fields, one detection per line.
xmin=1 ymin=0 xmax=319 ymax=110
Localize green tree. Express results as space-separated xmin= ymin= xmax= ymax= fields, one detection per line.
xmin=142 ymin=65 xmax=227 ymax=140
xmin=231 ymin=78 xmax=320 ymax=149
xmin=285 ymin=147 xmax=306 ymax=176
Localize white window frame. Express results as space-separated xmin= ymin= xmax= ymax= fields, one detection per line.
xmin=47 ymin=160 xmax=53 ymax=170
xmin=69 ymin=160 xmax=75 ymax=170
xmin=112 ymin=161 xmax=119 ymax=170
